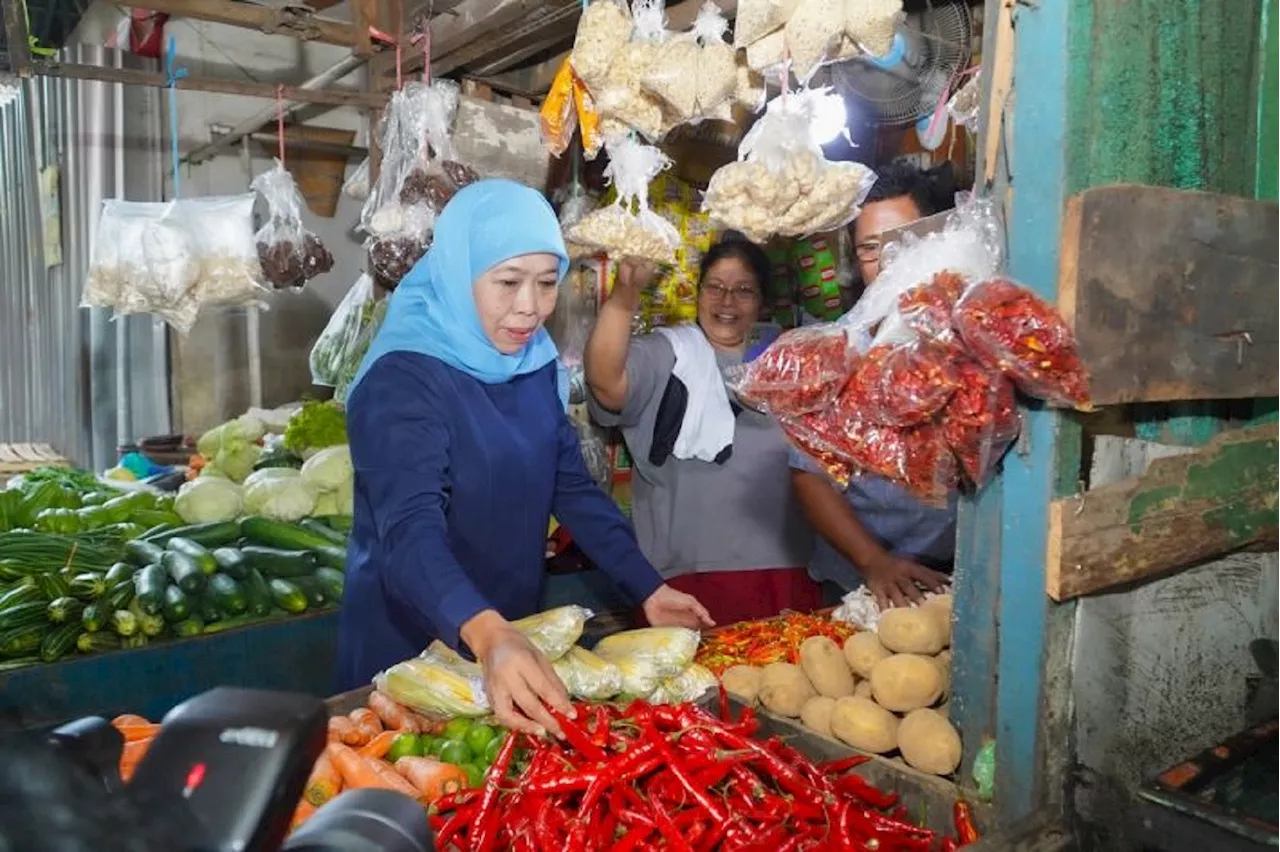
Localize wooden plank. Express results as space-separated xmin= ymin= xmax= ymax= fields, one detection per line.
xmin=36 ymin=61 xmax=385 ymax=109
xmin=2 ymin=0 xmax=32 ymax=77
xmin=1059 ymin=185 xmax=1279 ymax=406
xmin=124 ymin=0 xmax=359 ymax=46
xmin=352 ymin=0 xmax=377 ymax=55
xmin=1045 ymin=423 xmax=1279 ymax=602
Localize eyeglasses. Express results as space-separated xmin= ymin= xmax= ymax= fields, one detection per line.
xmin=854 ymin=240 xmax=882 ymax=263
xmin=702 ymin=282 xmax=760 ymax=302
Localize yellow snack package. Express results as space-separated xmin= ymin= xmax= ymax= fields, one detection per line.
xmin=541 ymin=58 xmax=578 ymax=158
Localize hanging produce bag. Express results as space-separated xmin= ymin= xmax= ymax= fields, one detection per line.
xmin=734 ymin=0 xmax=801 ymax=49
xmin=941 ymin=357 xmax=1020 ymax=487
xmin=844 ymin=0 xmax=903 ymax=57
xmin=594 ymin=0 xmax=672 ymax=141
xmin=309 ymin=273 xmax=389 ymax=403
xmin=566 ymin=135 xmax=680 ymax=265
xmin=725 ymin=323 xmax=860 ymax=417
xmin=783 ymin=0 xmax=846 ymax=83
xmin=640 ymin=2 xmax=738 ymax=125
xmin=540 ymin=58 xmax=580 ymax=157
xmin=252 ymin=159 xmax=333 ymax=290
xmin=180 ymin=193 xmax=268 ymax=312
xmin=569 ymin=0 xmax=634 ymax=92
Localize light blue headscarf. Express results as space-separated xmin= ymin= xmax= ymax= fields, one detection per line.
xmin=348 ymin=179 xmax=572 ymax=404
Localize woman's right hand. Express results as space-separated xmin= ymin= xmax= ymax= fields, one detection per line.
xmin=461 ymin=610 xmax=572 ymax=738
xmin=610 ymin=258 xmax=657 ymax=306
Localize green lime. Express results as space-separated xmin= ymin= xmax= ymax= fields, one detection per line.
xmin=419 ymin=735 xmax=440 ymax=756
xmin=385 ymin=733 xmax=423 ymax=763
xmin=464 ymin=723 xmax=497 ymax=756
xmin=425 ymin=736 xmax=446 ymax=758
xmin=437 ymin=740 xmax=472 ymax=766
xmin=442 ymin=718 xmax=473 ymax=741
xmin=460 ymin=762 xmax=485 ymax=788
xmin=482 ymin=733 xmax=505 ymax=766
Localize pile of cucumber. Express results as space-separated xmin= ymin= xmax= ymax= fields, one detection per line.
xmin=0 ymin=516 xmax=348 ymax=669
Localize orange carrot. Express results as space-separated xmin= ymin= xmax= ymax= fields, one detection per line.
xmin=328 ymin=716 xmax=362 ymax=745
xmin=115 ymin=723 xmax=161 ymax=742
xmin=358 ymin=729 xmax=401 ymax=760
xmin=368 ymin=690 xmax=418 ymax=732
xmin=348 ymin=708 xmax=381 ymax=742
xmin=327 ymin=742 xmax=422 ymax=802
xmin=119 ymin=738 xmax=153 ymax=782
xmin=394 ymin=757 xmax=468 ymax=803
xmin=290 ymin=799 xmax=316 ymax=832
xmin=112 ymin=714 xmax=149 ymax=727
xmin=303 ymin=752 xmax=342 ymax=806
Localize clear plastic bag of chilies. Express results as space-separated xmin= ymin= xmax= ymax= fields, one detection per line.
xmin=566 ymin=135 xmax=680 ymax=264
xmin=942 ymin=357 xmax=1021 ymax=488
xmin=725 ymin=323 xmax=860 ymax=417
xmin=252 ymin=160 xmax=333 ymax=290
xmin=841 ymin=341 xmax=963 ymax=427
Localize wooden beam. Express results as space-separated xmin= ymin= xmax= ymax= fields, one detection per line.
xmin=1059 ymin=185 xmax=1280 ymax=406
xmin=124 ymin=0 xmax=359 ymax=46
xmin=1045 ymin=423 xmax=1279 ymax=602
xmin=353 ymin=0 xmax=377 ymax=55
xmin=34 ymin=61 xmax=386 ymax=109
xmin=2 ymin=0 xmax=32 ymax=77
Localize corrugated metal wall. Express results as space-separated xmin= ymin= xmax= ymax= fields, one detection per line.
xmin=0 ymin=47 xmax=170 ymax=469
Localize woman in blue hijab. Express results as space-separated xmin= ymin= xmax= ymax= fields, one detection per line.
xmin=339 ymin=179 xmax=712 ymax=737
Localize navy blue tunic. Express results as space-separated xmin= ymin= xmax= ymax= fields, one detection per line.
xmin=336 ymin=352 xmax=662 ymax=691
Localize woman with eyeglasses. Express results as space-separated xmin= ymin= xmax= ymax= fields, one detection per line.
xmin=584 ymin=236 xmax=817 ymax=626
xmin=791 ymin=159 xmax=960 ymax=610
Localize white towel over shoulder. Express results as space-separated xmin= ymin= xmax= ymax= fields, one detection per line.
xmin=654 ymin=325 xmax=735 ymax=462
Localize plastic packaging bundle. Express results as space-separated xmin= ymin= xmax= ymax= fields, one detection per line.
xmin=648 ymin=663 xmax=718 ymax=704
xmin=540 ymin=58 xmax=580 ymax=157
xmin=641 ymin=3 xmax=737 ymax=124
xmin=842 ymin=341 xmax=963 ymax=427
xmin=844 ymin=0 xmax=902 ymax=57
xmin=734 ymin=0 xmax=801 ymax=48
xmin=252 ymin=160 xmax=333 ymax=290
xmin=566 ymin=135 xmax=680 ymax=264
xmin=896 ymin=270 xmax=968 ymax=342
xmin=570 ymin=0 xmax=634 ymax=92
xmin=725 ymin=323 xmax=858 ymax=417
xmin=310 ymin=274 xmax=377 ymax=390
xmin=592 ymin=627 xmax=700 ymax=696
xmin=942 ymin=357 xmax=1021 ymax=487
xmin=181 ymin=193 xmax=268 ymax=313
xmin=783 ymin=0 xmax=845 ymax=82
xmin=594 ymin=0 xmax=671 ymax=141
xmin=375 ymin=651 xmax=489 ymax=718
xmin=552 ymin=646 xmax=624 ymax=700
xmin=342 ymin=156 xmax=371 ymax=201
xmin=511 ymin=605 xmax=592 ymax=660
xmin=704 ymin=89 xmax=876 ymax=242
xmin=897 ymin=420 xmax=960 ymax=506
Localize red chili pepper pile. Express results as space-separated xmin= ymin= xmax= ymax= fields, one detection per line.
xmin=695 ymin=612 xmax=860 ymax=675
xmin=428 ymin=695 xmax=978 ymax=851
xmin=731 ymin=326 xmax=854 ymax=417
xmin=898 ymin=271 xmax=967 ymax=340
xmin=953 ymin=277 xmax=1091 ymax=409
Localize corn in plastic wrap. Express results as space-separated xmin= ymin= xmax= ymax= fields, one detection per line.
xmin=649 ymin=663 xmax=719 ymax=704
xmin=552 ymin=645 xmax=624 ymax=700
xmin=512 ymin=605 xmax=593 ymax=660
xmin=374 ymin=651 xmax=489 ymax=719
xmin=593 ymin=626 xmax=700 ymax=696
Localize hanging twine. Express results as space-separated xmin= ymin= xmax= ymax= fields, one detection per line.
xmin=163 ymin=35 xmax=188 ymax=197
xmin=276 ymin=84 xmax=287 ymax=164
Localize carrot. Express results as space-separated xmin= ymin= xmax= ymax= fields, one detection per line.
xmin=394 ymin=757 xmax=468 ymax=803
xmin=328 ymin=715 xmax=363 ymax=745
xmin=115 ymin=723 xmax=161 ymax=742
xmin=358 ymin=729 xmax=401 ymax=760
xmin=119 ymin=738 xmax=153 ymax=782
xmin=112 ymin=714 xmax=149 ymax=727
xmin=303 ymin=752 xmax=342 ymax=806
xmin=349 ymin=707 xmax=382 ymax=742
xmin=327 ymin=742 xmax=422 ymax=802
xmin=368 ymin=690 xmax=418 ymax=732
xmin=289 ymin=799 xmax=316 ymax=833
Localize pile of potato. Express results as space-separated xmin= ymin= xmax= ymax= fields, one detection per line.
xmin=720 ymin=595 xmax=960 ymax=776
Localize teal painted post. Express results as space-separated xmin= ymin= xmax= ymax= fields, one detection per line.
xmin=1254 ymin=0 xmax=1278 ymax=424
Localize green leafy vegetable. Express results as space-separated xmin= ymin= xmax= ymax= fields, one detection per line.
xmin=283 ymin=400 xmax=348 ymax=456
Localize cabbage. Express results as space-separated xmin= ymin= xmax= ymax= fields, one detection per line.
xmin=197 ymin=415 xmax=266 ymax=458
xmin=300 ymin=445 xmax=352 ymax=493
xmin=312 ymin=491 xmax=341 ymax=516
xmin=242 ymin=468 xmax=316 ymax=521
xmin=204 ymin=443 xmax=261 ymax=483
xmin=174 ymin=477 xmax=244 ymax=523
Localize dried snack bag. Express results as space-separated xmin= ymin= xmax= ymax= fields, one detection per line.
xmin=595 ymin=0 xmax=671 ymax=141
xmin=252 ymin=159 xmax=333 ymax=290
xmin=566 ymin=135 xmax=681 ymax=265
xmin=791 ymin=235 xmax=843 ymax=320
xmin=734 ymin=0 xmax=801 ymax=49
xmin=954 ymin=277 xmax=1092 ymax=409
xmin=785 ymin=0 xmax=846 ymax=83
xmin=943 ymin=357 xmax=1021 ymax=487
xmin=726 ymin=323 xmax=856 ymax=416
xmin=844 ymin=0 xmax=902 ymax=57
xmin=643 ymin=31 xmax=701 ymax=120
xmin=570 ymin=0 xmax=634 ymax=91
xmin=541 ymin=58 xmax=580 ymax=157
xmin=693 ymin=2 xmax=738 ymax=114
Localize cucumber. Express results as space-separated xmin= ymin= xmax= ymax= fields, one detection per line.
xmin=0 ymin=560 xmax=27 ymax=583
xmin=173 ymin=616 xmax=204 ymax=638
xmin=111 ymin=609 xmax=139 ymax=637
xmin=268 ymin=578 xmax=308 ymax=614
xmin=81 ymin=601 xmax=108 ymax=633
xmin=167 ymin=537 xmax=218 ymax=576
xmin=0 ymin=624 xmax=47 ymax=658
xmin=0 ymin=600 xmax=49 ymax=632
xmin=298 ymin=518 xmax=347 ymax=546
xmin=0 ymin=656 xmax=39 ymax=672
xmin=243 ymin=569 xmax=273 ymax=617
xmin=0 ymin=581 xmax=44 ymax=610
xmin=123 ymin=633 xmax=149 ymax=649
xmin=211 ymin=547 xmax=251 ymax=581
xmin=311 ymin=546 xmax=346 ymax=572
xmin=313 ymin=567 xmax=345 ymax=603
xmin=290 ymin=575 xmax=327 ymax=609
xmin=47 ymin=596 xmax=85 ymax=624
xmin=196 ymin=587 xmax=221 ymax=624
xmin=130 ymin=599 xmax=166 ymax=638
xmin=133 ymin=564 xmax=168 ymax=616
xmin=68 ymin=572 xmax=107 ymax=601
xmin=40 ymin=622 xmax=81 ymax=662
xmin=240 ymin=546 xmax=316 ymax=579
xmin=143 ymin=521 xmax=242 ymax=548
xmin=162 ymin=550 xmax=207 ymax=595
xmin=104 ymin=562 xmax=138 ymax=585
xmin=104 ymin=580 xmax=134 ymax=611
xmin=241 ymin=516 xmax=338 ymax=552
xmin=318 ymin=515 xmax=352 ymax=534
xmin=34 ymin=572 xmax=72 ymax=601
xmin=208 ymin=573 xmax=248 ymax=617
xmin=124 ymin=539 xmax=166 ymax=568
xmin=161 ymin=585 xmax=192 ymax=624
xmin=202 ymin=614 xmax=259 ymax=635
xmin=77 ymin=632 xmax=121 ymax=654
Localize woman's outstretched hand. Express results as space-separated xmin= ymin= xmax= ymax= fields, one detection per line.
xmin=642 ymin=584 xmax=715 ymax=630
xmin=461 ymin=610 xmax=572 ymax=739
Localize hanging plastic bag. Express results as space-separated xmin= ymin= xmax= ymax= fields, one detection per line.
xmin=954 ymin=277 xmax=1092 ymax=410
xmin=784 ymin=0 xmax=846 ymax=83
xmin=896 ymin=270 xmax=968 ymax=342
xmin=942 ymin=357 xmax=1021 ymax=487
xmin=594 ymin=0 xmax=670 ymax=141
xmin=641 ymin=3 xmax=737 ymax=123
xmin=566 ymin=135 xmax=680 ymax=264
xmin=735 ymin=56 xmax=767 ymax=113
xmin=734 ymin=0 xmax=800 ymax=49
xmin=705 ymin=89 xmax=876 ymax=242
xmin=252 ymin=160 xmax=333 ymax=290
xmin=693 ymin=3 xmax=738 ymax=115
xmin=842 ymin=341 xmax=963 ymax=427
xmin=180 ymin=193 xmax=268 ymax=312
xmin=571 ymin=0 xmax=634 ymax=92
xmin=541 ymin=58 xmax=580 ymax=157
xmin=573 ymin=72 xmax=605 ymax=160
xmin=552 ymin=646 xmax=624 ymax=700
xmin=725 ymin=323 xmax=859 ymax=417
xmin=310 ymin=274 xmax=374 ymax=386
xmin=844 ymin=0 xmax=902 ymax=58
xmin=342 ymin=156 xmax=371 ymax=201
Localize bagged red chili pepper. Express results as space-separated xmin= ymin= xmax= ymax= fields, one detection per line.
xmin=898 ymin=270 xmax=968 ymax=340
xmin=898 ymin=420 xmax=961 ymax=506
xmin=954 ymin=277 xmax=1092 ymax=409
xmin=842 ymin=341 xmax=963 ymax=427
xmin=943 ymin=358 xmax=1021 ymax=487
xmin=727 ymin=323 xmax=856 ymax=417
xmin=779 ymin=411 xmax=855 ymax=486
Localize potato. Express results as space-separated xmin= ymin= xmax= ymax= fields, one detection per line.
xmin=799 ymin=636 xmax=855 ymax=697
xmin=721 ymin=665 xmax=764 ymax=705
xmin=854 ymin=679 xmax=874 ymax=699
xmin=922 ymin=594 xmax=953 ymax=646
xmin=870 ymin=654 xmax=943 ymax=712
xmin=933 ymin=650 xmax=952 ymax=700
xmin=877 ymin=608 xmax=945 ymax=655
xmin=843 ymin=632 xmax=891 ymax=679
xmin=829 ymin=696 xmax=899 ymax=753
xmin=897 ymin=708 xmax=962 ymax=775
xmin=758 ymin=662 xmax=815 ymax=717
xmin=799 ymin=695 xmax=837 ymax=737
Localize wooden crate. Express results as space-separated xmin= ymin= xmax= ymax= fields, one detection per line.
xmin=0 ymin=443 xmax=68 ymax=479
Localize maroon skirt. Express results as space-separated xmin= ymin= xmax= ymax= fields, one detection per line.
xmin=639 ymin=567 xmax=824 ymax=627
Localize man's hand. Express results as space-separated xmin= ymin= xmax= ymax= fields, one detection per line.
xmin=461 ymin=610 xmax=572 ymax=738
xmin=642 ymin=584 xmax=715 ymax=629
xmin=862 ymin=554 xmax=949 ymax=609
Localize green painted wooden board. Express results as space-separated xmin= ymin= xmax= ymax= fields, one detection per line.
xmin=1045 ymin=423 xmax=1279 ymax=601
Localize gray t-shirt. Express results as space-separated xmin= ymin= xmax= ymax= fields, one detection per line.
xmin=589 ymin=334 xmax=813 ymax=579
